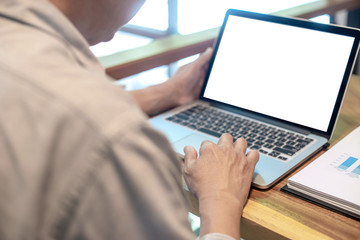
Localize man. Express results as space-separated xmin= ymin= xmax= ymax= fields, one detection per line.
xmin=0 ymin=0 xmax=259 ymax=239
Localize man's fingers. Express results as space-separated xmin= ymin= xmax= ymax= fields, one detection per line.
xmin=199 ymin=140 xmax=214 ymax=155
xmin=246 ymin=149 xmax=260 ymax=168
xmin=234 ymin=138 xmax=259 ymax=166
xmin=184 ymin=145 xmax=197 ymax=172
xmin=218 ymin=133 xmax=233 ymax=147
xmin=234 ymin=137 xmax=248 ymax=153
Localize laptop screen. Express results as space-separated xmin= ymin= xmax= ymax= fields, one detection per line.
xmin=203 ymin=13 xmax=357 ymax=133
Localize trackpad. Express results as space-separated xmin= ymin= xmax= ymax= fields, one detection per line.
xmin=173 ymin=133 xmax=218 ymax=155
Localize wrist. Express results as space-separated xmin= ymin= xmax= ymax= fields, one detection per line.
xmin=130 ymin=80 xmax=178 ymax=115
xmin=161 ymin=79 xmax=182 ymax=107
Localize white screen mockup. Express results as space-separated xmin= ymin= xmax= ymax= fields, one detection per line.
xmin=203 ymin=15 xmax=355 ymax=132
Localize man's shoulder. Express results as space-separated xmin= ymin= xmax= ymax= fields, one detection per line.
xmin=1 ymin=56 xmax=146 ymax=139
xmin=0 ymin=14 xmax=146 ymax=140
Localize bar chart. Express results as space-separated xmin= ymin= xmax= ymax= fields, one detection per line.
xmin=337 ymin=155 xmax=360 ymax=176
xmin=352 ymin=163 xmax=360 ymax=175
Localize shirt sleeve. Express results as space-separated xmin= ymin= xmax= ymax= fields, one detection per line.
xmin=201 ymin=233 xmax=237 ymax=240
xmin=64 ymin=123 xmax=197 ymax=240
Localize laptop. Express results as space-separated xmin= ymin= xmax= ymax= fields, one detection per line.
xmin=149 ymin=9 xmax=360 ymax=189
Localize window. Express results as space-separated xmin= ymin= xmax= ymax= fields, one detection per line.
xmin=92 ymin=0 xmax=329 ymax=57
xmin=91 ymin=0 xmax=330 ymax=90
xmin=177 ymin=0 xmax=320 ymax=34
xmin=128 ymin=0 xmax=169 ymax=31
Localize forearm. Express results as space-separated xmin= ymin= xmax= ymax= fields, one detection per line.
xmin=129 ymin=81 xmax=179 ymax=115
xmin=199 ymin=192 xmax=243 ymax=240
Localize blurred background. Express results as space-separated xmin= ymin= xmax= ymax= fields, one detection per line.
xmin=90 ymin=0 xmax=359 ymax=90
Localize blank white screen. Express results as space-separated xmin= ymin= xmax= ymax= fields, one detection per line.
xmin=204 ymin=15 xmax=355 ymax=131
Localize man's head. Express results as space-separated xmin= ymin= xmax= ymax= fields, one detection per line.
xmin=49 ymin=0 xmax=146 ymax=45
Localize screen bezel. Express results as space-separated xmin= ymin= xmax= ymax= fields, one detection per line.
xmin=200 ymin=9 xmax=360 ymax=139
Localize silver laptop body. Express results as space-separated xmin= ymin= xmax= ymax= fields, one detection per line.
xmin=149 ymin=9 xmax=360 ymax=189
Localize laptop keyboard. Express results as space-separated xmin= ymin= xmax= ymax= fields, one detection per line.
xmin=165 ymin=105 xmax=314 ymax=161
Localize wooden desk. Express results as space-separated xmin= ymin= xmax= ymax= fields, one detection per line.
xmin=185 ymin=74 xmax=360 ymax=240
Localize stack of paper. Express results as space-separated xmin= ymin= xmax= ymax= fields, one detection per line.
xmin=284 ymin=126 xmax=360 ymax=219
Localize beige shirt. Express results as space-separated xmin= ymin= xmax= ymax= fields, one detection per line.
xmin=0 ymin=0 xmax=235 ymax=240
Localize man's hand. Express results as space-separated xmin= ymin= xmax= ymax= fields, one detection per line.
xmin=183 ymin=134 xmax=259 ymax=239
xmin=129 ymin=48 xmax=213 ymax=115
xmin=166 ymin=47 xmax=213 ymax=106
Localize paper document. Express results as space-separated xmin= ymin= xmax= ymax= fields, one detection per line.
xmin=287 ymin=126 xmax=360 ymax=218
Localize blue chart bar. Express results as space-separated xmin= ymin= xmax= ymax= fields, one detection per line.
xmin=338 ymin=156 xmax=358 ymax=170
xmin=352 ymin=165 xmax=360 ymax=175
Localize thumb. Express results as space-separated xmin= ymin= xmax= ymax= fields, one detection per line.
xmin=195 ymin=47 xmax=213 ymax=67
xmin=246 ymin=150 xmax=260 ymax=171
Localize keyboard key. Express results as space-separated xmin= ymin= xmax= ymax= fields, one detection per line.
xmin=273 ymin=147 xmax=295 ymax=156
xmin=269 ymin=151 xmax=280 ymax=157
xmin=174 ymin=114 xmax=189 ymax=120
xmin=296 ymin=139 xmax=311 ymax=145
xmin=265 ymin=139 xmax=275 ymax=144
xmin=264 ymin=144 xmax=274 ymax=149
xmin=283 ymin=145 xmax=298 ymax=152
xmin=254 ymin=141 xmax=265 ymax=146
xmin=259 ymin=149 xmax=268 ymax=154
xmin=286 ymin=141 xmax=296 ymax=146
xmin=198 ymin=128 xmax=221 ymax=137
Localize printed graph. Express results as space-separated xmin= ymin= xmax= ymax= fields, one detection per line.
xmin=336 ymin=155 xmax=360 ymax=176
xmin=352 ymin=164 xmax=360 ymax=175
